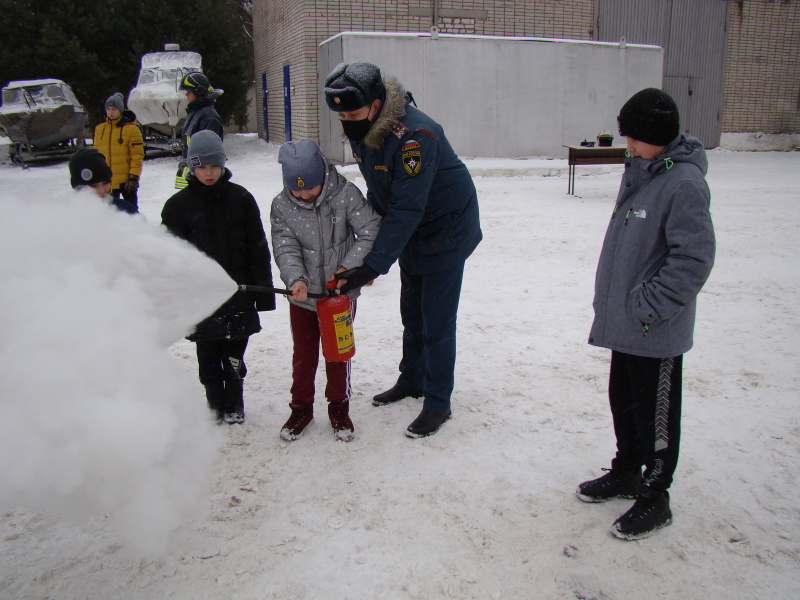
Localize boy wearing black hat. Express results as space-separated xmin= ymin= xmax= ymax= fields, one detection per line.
xmin=323 ymin=62 xmax=482 ymax=439
xmin=93 ymin=92 xmax=144 ymax=208
xmin=577 ymin=88 xmax=716 ymax=540
xmin=175 ymin=72 xmax=224 ymax=189
xmin=270 ymin=139 xmax=381 ymax=442
xmin=161 ymin=130 xmax=275 ymax=424
xmin=68 ymin=148 xmax=138 ymax=214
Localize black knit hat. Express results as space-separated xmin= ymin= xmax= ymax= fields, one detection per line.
xmin=69 ymin=148 xmax=112 ymax=189
xmin=617 ymin=88 xmax=680 ymax=146
xmin=324 ymin=62 xmax=385 ymax=112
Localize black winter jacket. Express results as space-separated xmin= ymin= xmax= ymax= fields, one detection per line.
xmin=161 ymin=169 xmax=275 ymax=341
xmin=181 ymin=97 xmax=224 ymax=158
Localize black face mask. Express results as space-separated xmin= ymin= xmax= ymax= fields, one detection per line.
xmin=341 ymin=117 xmax=372 ymax=141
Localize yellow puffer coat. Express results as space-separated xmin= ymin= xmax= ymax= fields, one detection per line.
xmin=93 ymin=111 xmax=144 ymax=189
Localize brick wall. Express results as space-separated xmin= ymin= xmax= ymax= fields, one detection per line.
xmin=253 ymin=0 xmax=594 ymax=144
xmin=722 ymin=0 xmax=800 ymax=133
xmin=253 ymin=0 xmax=800 ymax=144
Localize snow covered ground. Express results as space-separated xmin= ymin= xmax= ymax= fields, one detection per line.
xmin=1 ymin=135 xmax=798 ymax=599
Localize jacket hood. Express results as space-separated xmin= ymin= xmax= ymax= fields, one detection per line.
xmin=646 ymin=134 xmax=707 ymax=177
xmin=107 ymin=109 xmax=137 ymax=127
xmin=362 ymin=76 xmax=407 ymax=151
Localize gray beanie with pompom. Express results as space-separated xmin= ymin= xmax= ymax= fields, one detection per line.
xmin=105 ymin=92 xmax=125 ymax=112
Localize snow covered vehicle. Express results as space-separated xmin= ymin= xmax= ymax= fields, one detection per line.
xmin=0 ymin=79 xmax=87 ymax=165
xmin=127 ymin=45 xmax=207 ymax=155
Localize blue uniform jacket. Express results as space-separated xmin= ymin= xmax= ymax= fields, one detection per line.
xmin=350 ymin=88 xmax=481 ymax=276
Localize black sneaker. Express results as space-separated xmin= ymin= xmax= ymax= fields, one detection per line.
xmin=576 ymin=469 xmax=641 ymax=503
xmin=372 ymin=384 xmax=424 ymax=406
xmin=611 ymin=490 xmax=672 ymax=540
xmin=405 ymin=409 xmax=451 ymax=438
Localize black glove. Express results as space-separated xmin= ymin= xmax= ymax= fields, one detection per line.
xmin=335 ymin=265 xmax=378 ymax=293
xmin=125 ymin=174 xmax=139 ymax=193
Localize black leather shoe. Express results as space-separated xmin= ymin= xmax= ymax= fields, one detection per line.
xmin=372 ymin=384 xmax=424 ymax=406
xmin=405 ymin=409 xmax=451 ymax=438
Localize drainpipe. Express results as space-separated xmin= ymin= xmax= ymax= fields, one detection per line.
xmin=431 ymin=0 xmax=440 ymax=39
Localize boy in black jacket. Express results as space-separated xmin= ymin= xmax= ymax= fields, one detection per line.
xmin=161 ymin=130 xmax=275 ymax=424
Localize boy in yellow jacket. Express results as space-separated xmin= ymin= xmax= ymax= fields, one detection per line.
xmin=93 ymin=93 xmax=144 ymax=208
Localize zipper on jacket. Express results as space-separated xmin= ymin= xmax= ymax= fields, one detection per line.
xmin=624 ymin=208 xmax=632 ymax=226
xmin=640 ymin=280 xmax=649 ymax=336
xmin=314 ymin=204 xmax=326 ymax=290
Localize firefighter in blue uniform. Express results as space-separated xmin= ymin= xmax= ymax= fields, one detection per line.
xmin=325 ymin=62 xmax=482 ymax=438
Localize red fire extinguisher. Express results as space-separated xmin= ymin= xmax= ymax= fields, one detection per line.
xmin=317 ymin=281 xmax=355 ymax=362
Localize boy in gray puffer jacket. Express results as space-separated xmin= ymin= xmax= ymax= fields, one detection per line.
xmin=271 ymin=139 xmax=381 ymax=442
xmin=577 ymin=88 xmax=716 ymax=541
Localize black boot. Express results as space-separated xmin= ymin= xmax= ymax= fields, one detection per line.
xmin=405 ymin=408 xmax=451 ymax=438
xmin=223 ymin=379 xmax=245 ymax=424
xmin=611 ymin=489 xmax=672 ymax=540
xmin=576 ymin=469 xmax=641 ymax=503
xmin=204 ymin=384 xmax=225 ymax=424
xmin=372 ymin=384 xmax=424 ymax=406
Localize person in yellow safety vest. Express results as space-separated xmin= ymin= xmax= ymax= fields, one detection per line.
xmin=174 ymin=72 xmax=224 ymax=189
xmin=93 ymin=93 xmax=144 ymax=208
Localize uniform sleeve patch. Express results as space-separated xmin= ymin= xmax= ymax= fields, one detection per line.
xmin=402 ymin=143 xmax=422 ymax=177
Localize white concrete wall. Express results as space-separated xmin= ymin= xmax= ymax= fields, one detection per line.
xmin=319 ymin=32 xmax=663 ymax=161
xmin=223 ymin=85 xmax=259 ymax=134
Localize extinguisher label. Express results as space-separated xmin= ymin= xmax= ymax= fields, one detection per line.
xmin=333 ymin=309 xmax=355 ymax=354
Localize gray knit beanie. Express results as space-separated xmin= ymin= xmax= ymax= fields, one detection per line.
xmin=278 ymin=139 xmax=326 ymax=191
xmin=324 ymin=62 xmax=385 ymax=112
xmin=187 ymin=130 xmax=226 ymax=168
xmin=105 ymin=92 xmax=125 ymax=112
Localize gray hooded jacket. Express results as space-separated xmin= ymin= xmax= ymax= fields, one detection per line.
xmin=270 ymin=157 xmax=381 ymax=311
xmin=589 ymin=134 xmax=716 ymax=358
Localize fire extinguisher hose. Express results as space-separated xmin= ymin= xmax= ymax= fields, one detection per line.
xmin=237 ymin=284 xmax=331 ymax=299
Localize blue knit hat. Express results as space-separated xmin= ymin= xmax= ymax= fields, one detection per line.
xmin=278 ymin=139 xmax=326 ymax=191
xmin=324 ymin=62 xmax=385 ymax=112
xmin=105 ymin=92 xmax=125 ymax=112
xmin=187 ymin=130 xmax=226 ymax=168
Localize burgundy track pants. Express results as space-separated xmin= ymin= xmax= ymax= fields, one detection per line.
xmin=289 ymin=302 xmax=353 ymax=405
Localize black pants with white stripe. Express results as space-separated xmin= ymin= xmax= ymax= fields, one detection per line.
xmin=608 ymin=351 xmax=683 ymax=493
